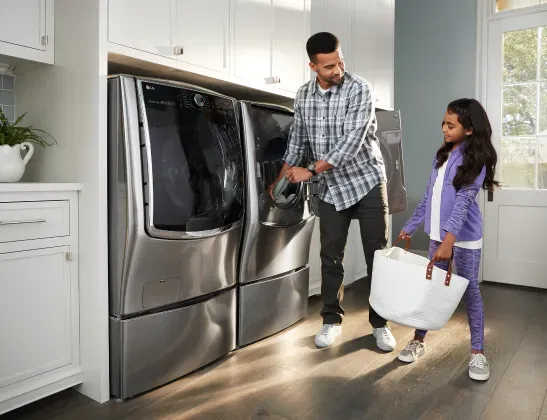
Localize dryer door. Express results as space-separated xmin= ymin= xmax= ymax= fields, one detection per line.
xmin=138 ymin=80 xmax=244 ymax=239
xmin=250 ymin=105 xmax=312 ymax=226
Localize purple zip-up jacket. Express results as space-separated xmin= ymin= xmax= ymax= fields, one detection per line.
xmin=403 ymin=144 xmax=486 ymax=242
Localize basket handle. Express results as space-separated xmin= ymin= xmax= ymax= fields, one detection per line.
xmin=384 ymin=237 xmax=411 ymax=258
xmin=426 ymin=259 xmax=453 ymax=286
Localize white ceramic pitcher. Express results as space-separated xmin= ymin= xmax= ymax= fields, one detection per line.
xmin=0 ymin=142 xmax=34 ymax=182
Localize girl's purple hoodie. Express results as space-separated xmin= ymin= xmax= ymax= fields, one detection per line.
xmin=403 ymin=143 xmax=486 ymax=242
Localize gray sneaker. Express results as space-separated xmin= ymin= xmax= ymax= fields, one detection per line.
xmin=398 ymin=340 xmax=426 ymax=363
xmin=469 ymin=353 xmax=490 ymax=381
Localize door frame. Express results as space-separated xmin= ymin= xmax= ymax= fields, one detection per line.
xmin=474 ymin=0 xmax=547 ymax=282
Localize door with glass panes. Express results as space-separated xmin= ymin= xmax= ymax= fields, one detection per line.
xmin=484 ymin=4 xmax=547 ymax=288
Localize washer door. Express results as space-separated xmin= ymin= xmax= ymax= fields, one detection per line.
xmin=250 ymin=105 xmax=309 ymax=226
xmin=138 ymin=80 xmax=244 ymax=238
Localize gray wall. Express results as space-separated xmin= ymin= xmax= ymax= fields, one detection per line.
xmin=393 ymin=0 xmax=477 ymax=250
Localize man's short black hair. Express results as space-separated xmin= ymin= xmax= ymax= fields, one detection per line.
xmin=306 ymin=32 xmax=340 ymax=63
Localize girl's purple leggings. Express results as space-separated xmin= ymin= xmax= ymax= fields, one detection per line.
xmin=415 ymin=240 xmax=485 ymax=351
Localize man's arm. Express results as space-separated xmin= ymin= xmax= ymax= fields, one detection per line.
xmin=268 ymin=101 xmax=309 ymax=196
xmin=322 ymin=83 xmax=374 ymax=168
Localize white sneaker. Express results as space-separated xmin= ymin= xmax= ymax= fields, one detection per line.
xmin=469 ymin=353 xmax=490 ymax=381
xmin=314 ymin=324 xmax=342 ymax=348
xmin=373 ymin=327 xmax=396 ymax=351
xmin=398 ymin=340 xmax=426 ymax=363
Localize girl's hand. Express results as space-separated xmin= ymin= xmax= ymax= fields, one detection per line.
xmin=398 ymin=230 xmax=411 ymax=240
xmin=432 ymin=233 xmax=456 ymax=262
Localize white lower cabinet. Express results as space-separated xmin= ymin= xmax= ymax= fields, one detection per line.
xmin=309 ymin=219 xmax=362 ymax=297
xmin=308 ymin=217 xmax=392 ymax=297
xmin=0 ymin=185 xmax=81 ymax=415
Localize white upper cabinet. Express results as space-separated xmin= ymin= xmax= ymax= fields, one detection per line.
xmin=272 ymin=0 xmax=310 ymax=93
xmin=105 ymin=0 xmax=391 ymax=100
xmin=233 ymin=0 xmax=310 ymax=93
xmin=311 ymin=0 xmax=395 ymax=109
xmin=374 ymin=0 xmax=394 ymax=109
xmin=176 ymin=0 xmax=230 ymax=73
xmin=233 ymin=0 xmax=272 ymax=85
xmin=108 ymin=0 xmax=177 ymax=58
xmin=0 ymin=0 xmax=53 ymax=64
xmin=311 ymin=0 xmax=353 ymax=70
xmin=0 ymin=0 xmax=46 ymax=50
xmin=353 ymin=0 xmax=376 ymax=87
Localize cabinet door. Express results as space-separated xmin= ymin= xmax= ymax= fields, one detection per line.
xmin=374 ymin=0 xmax=394 ymax=109
xmin=272 ymin=0 xmax=310 ymax=93
xmin=108 ymin=0 xmax=176 ymax=58
xmin=308 ymin=219 xmax=322 ymax=295
xmin=311 ymin=0 xmax=353 ymax=71
xmin=176 ymin=0 xmax=230 ymax=73
xmin=353 ymin=0 xmax=376 ymax=85
xmin=0 ymin=247 xmax=72 ymax=388
xmin=0 ymin=0 xmax=46 ymax=51
xmin=343 ymin=220 xmax=358 ymax=286
xmin=234 ymin=0 xmax=272 ymax=84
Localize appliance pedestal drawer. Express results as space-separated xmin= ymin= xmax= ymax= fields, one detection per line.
xmin=238 ymin=267 xmax=309 ymax=347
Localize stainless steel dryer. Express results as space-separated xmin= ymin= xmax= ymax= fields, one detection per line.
xmin=108 ymin=75 xmax=244 ymax=399
xmin=238 ymin=101 xmax=315 ymax=347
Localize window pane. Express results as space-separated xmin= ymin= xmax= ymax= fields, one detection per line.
xmin=541 ymin=27 xmax=547 ymax=80
xmin=541 ymin=82 xmax=547 ymax=134
xmin=500 ymin=137 xmax=536 ymax=188
xmin=503 ymin=28 xmax=538 ymax=83
xmin=539 ymin=137 xmax=547 ymax=189
xmin=502 ymin=84 xmax=537 ymax=136
xmin=497 ymin=0 xmax=540 ymax=12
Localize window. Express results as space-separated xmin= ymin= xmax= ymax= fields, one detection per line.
xmin=496 ymin=0 xmax=547 ymax=12
xmin=500 ymin=26 xmax=547 ymax=188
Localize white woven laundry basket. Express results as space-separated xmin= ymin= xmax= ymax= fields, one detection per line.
xmin=369 ymin=244 xmax=469 ymax=331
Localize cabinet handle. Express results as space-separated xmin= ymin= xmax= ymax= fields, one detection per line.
xmin=173 ymin=46 xmax=184 ymax=56
xmin=264 ymin=76 xmax=281 ymax=85
xmin=0 ymin=219 xmax=46 ymax=226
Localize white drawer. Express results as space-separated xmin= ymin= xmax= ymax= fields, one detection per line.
xmin=0 ymin=201 xmax=70 ymax=243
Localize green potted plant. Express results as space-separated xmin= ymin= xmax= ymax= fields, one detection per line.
xmin=0 ymin=108 xmax=56 ymax=182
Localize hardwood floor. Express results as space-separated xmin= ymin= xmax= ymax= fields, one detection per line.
xmin=4 ymin=279 xmax=547 ymax=420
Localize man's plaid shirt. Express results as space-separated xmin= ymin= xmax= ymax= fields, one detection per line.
xmin=283 ymin=72 xmax=386 ymax=211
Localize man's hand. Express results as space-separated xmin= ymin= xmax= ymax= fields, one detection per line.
xmin=267 ymin=182 xmax=277 ymax=200
xmin=286 ymin=167 xmax=313 ymax=183
xmin=432 ymin=232 xmax=456 ymax=262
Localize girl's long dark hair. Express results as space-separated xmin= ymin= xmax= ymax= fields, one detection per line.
xmin=436 ymin=98 xmax=499 ymax=191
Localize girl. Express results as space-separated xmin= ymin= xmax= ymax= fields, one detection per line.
xmin=398 ymin=98 xmax=498 ymax=381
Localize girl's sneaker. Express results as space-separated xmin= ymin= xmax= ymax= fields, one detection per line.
xmin=469 ymin=353 xmax=490 ymax=381
xmin=398 ymin=340 xmax=426 ymax=363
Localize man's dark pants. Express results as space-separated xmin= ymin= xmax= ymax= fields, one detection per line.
xmin=318 ymin=182 xmax=388 ymax=327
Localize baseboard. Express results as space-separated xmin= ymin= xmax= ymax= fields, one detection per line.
xmin=0 ymin=367 xmax=83 ymax=415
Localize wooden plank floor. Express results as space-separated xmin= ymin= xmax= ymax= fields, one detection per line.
xmin=4 ymin=279 xmax=547 ymax=420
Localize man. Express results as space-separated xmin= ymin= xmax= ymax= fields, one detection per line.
xmin=268 ymin=32 xmax=396 ymax=351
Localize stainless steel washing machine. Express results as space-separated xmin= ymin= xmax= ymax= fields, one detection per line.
xmin=237 ymin=101 xmax=315 ymax=347
xmin=108 ymin=75 xmax=244 ymax=399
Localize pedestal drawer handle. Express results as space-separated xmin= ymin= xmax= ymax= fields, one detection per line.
xmin=0 ymin=219 xmax=46 ymax=226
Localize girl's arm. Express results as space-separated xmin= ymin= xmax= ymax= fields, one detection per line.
xmin=442 ymin=165 xmax=486 ymax=238
xmin=402 ymin=160 xmax=434 ymax=236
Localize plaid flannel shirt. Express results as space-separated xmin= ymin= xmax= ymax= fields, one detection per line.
xmin=283 ymin=72 xmax=386 ymax=211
